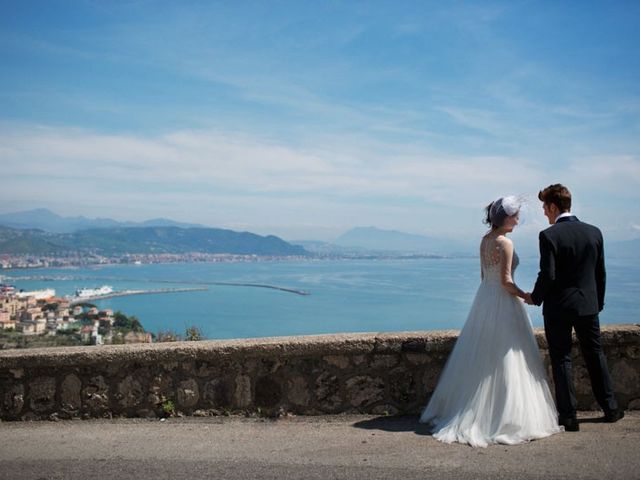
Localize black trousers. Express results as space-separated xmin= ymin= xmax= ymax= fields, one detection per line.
xmin=543 ymin=312 xmax=618 ymax=419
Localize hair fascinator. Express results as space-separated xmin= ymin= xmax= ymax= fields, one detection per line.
xmin=488 ymin=195 xmax=527 ymax=228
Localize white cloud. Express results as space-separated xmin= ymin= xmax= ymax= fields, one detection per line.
xmin=1 ymin=122 xmax=638 ymax=240
xmin=1 ymin=124 xmax=536 ymax=201
xmin=567 ymin=155 xmax=640 ymax=196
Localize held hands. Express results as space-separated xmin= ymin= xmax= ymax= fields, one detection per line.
xmin=523 ymin=293 xmax=534 ymax=305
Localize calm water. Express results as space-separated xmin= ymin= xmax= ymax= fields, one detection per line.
xmin=3 ymin=257 xmax=638 ymax=339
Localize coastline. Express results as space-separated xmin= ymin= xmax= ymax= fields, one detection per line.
xmin=2 ymin=258 xmax=639 ymax=341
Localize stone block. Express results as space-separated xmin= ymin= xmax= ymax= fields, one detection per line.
xmin=117 ymin=376 xmax=144 ymax=408
xmin=83 ymin=376 xmax=109 ymax=411
xmin=242 ymin=359 xmax=259 ymax=374
xmin=260 ymin=358 xmax=284 ymax=374
xmin=288 ymin=357 xmax=317 ymax=373
xmin=181 ymin=362 xmax=195 ymax=374
xmin=136 ymin=408 xmax=157 ymax=418
xmin=203 ymin=379 xmax=231 ymax=407
xmin=323 ymin=355 xmax=349 ymax=369
xmin=611 ymin=361 xmax=639 ymax=394
xmin=405 ymin=353 xmax=429 ymax=365
xmin=104 ymin=362 xmax=121 ymax=376
xmin=315 ymin=371 xmax=341 ymax=411
xmin=373 ymin=339 xmax=402 ymax=353
xmin=345 ymin=375 xmax=385 ymax=408
xmin=164 ymin=362 xmax=179 ymax=371
xmin=370 ymin=404 xmax=399 ymax=416
xmin=624 ymin=346 xmax=639 ymax=359
xmin=369 ymin=354 xmax=399 ymax=369
xmin=148 ymin=373 xmax=172 ymax=406
xmin=177 ymin=379 xmax=200 ymax=408
xmin=29 ymin=377 xmax=56 ymax=413
xmin=61 ymin=374 xmax=82 ymax=411
xmin=389 ymin=369 xmax=417 ymax=405
xmin=22 ymin=412 xmax=38 ymax=421
xmin=352 ymin=355 xmax=366 ymax=366
xmin=401 ymin=340 xmax=426 ymax=353
xmin=2 ymin=384 xmax=24 ymax=416
xmin=192 ymin=409 xmax=213 ymax=417
xmin=574 ymin=364 xmax=592 ymax=396
xmin=422 ymin=367 xmax=442 ymax=392
xmin=255 ymin=375 xmax=282 ymax=408
xmin=234 ymin=375 xmax=251 ymax=408
xmin=195 ymin=362 xmax=219 ymax=377
xmin=287 ymin=376 xmax=310 ymax=406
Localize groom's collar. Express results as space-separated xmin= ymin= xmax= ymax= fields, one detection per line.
xmin=556 ymin=212 xmax=577 ymax=223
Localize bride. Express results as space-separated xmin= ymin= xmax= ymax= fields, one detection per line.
xmin=419 ymin=196 xmax=562 ymax=447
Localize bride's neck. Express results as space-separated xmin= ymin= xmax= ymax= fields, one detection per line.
xmin=487 ymin=227 xmax=509 ymax=237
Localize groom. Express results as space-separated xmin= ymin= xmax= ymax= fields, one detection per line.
xmin=525 ymin=184 xmax=623 ymax=432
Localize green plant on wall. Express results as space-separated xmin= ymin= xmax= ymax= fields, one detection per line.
xmin=161 ymin=397 xmax=175 ymax=417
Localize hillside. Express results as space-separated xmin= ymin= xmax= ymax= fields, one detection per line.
xmin=0 ymin=225 xmax=308 ymax=256
xmin=0 ymin=208 xmax=204 ymax=233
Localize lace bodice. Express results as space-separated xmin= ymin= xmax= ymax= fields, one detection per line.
xmin=480 ymin=236 xmax=519 ymax=281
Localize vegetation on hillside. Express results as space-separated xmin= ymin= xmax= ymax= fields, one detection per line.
xmin=0 ymin=225 xmax=308 ymax=256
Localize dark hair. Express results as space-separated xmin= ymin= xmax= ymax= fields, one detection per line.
xmin=538 ymin=184 xmax=571 ymax=212
xmin=483 ymin=202 xmax=495 ymax=228
xmin=483 ymin=199 xmax=510 ymax=229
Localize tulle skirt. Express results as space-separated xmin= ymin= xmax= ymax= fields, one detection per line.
xmin=419 ymin=279 xmax=562 ymax=447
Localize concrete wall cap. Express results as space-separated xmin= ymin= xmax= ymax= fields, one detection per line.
xmin=1 ymin=325 xmax=637 ymax=369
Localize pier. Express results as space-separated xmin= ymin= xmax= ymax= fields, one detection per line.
xmin=206 ymin=282 xmax=310 ymax=296
xmin=7 ymin=274 xmax=310 ymax=297
xmin=68 ymin=287 xmax=208 ymax=305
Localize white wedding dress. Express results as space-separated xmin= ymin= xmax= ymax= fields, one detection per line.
xmin=419 ymin=239 xmax=562 ymax=447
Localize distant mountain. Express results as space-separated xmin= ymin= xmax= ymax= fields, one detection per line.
xmin=334 ymin=227 xmax=474 ymax=256
xmin=0 ymin=226 xmax=67 ymax=255
xmin=0 ymin=208 xmax=204 ymax=233
xmin=0 ymin=225 xmax=308 ymax=256
xmin=291 ymin=240 xmax=374 ymax=256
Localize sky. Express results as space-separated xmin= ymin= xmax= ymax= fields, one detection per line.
xmin=1 ymin=0 xmax=639 ymax=243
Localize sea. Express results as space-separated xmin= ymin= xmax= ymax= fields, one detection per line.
xmin=2 ymin=257 xmax=638 ymax=340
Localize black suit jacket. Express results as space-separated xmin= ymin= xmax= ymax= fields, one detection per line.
xmin=531 ymin=216 xmax=606 ymax=317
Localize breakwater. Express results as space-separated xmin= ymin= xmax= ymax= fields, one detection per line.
xmin=204 ymin=282 xmax=309 ymax=296
xmin=8 ymin=274 xmax=309 ymax=296
xmin=69 ymin=287 xmax=209 ymax=305
xmin=0 ymin=325 xmax=638 ymax=421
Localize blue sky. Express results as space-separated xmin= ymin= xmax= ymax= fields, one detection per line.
xmin=1 ymin=0 xmax=639 ymax=242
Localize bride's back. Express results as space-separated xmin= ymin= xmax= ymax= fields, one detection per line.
xmin=480 ymin=234 xmax=519 ymax=282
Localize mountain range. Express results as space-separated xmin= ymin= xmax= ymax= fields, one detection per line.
xmin=332 ymin=226 xmax=474 ymax=256
xmin=0 ymin=210 xmax=307 ymax=256
xmin=332 ymin=226 xmax=639 ymax=258
xmin=0 ymin=209 xmax=636 ymax=258
xmin=0 ymin=208 xmax=203 ymax=233
xmin=0 ymin=225 xmax=307 ymax=256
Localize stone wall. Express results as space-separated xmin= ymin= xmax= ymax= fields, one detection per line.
xmin=0 ymin=325 xmax=638 ymax=421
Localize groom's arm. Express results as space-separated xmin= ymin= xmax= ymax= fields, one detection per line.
xmin=531 ymin=232 xmax=555 ymax=306
xmin=596 ymin=230 xmax=606 ymax=311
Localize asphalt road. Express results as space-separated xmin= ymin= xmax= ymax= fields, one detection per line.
xmin=0 ymin=411 xmax=638 ymax=480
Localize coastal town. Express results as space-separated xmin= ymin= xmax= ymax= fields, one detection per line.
xmin=0 ymin=284 xmax=152 ymax=348
xmin=0 ymin=252 xmax=311 ymax=270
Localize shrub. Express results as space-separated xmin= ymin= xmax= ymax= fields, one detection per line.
xmin=185 ymin=326 xmax=204 ymax=341
xmin=156 ymin=330 xmax=181 ymax=342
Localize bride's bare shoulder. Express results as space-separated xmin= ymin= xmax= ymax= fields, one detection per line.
xmin=495 ymin=235 xmax=513 ymax=249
